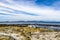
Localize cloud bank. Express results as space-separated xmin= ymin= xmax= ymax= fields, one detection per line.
xmin=0 ymin=0 xmax=60 ymax=21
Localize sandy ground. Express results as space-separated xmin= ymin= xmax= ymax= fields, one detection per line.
xmin=0 ymin=26 xmax=60 ymax=40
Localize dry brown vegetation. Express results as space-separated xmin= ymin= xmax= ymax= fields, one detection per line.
xmin=0 ymin=25 xmax=59 ymax=40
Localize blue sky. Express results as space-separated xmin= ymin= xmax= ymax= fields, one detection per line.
xmin=0 ymin=0 xmax=60 ymax=21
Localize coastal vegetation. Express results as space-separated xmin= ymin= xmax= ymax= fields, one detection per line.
xmin=0 ymin=25 xmax=60 ymax=40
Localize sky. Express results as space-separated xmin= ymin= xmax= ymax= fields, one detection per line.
xmin=0 ymin=0 xmax=60 ymax=21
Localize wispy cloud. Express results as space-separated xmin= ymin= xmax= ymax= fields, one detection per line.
xmin=0 ymin=0 xmax=60 ymax=21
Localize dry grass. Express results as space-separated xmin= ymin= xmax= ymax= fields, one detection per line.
xmin=0 ymin=26 xmax=59 ymax=40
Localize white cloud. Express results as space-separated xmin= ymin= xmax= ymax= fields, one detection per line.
xmin=0 ymin=0 xmax=60 ymax=21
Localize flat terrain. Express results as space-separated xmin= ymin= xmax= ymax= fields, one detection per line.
xmin=0 ymin=26 xmax=60 ymax=40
